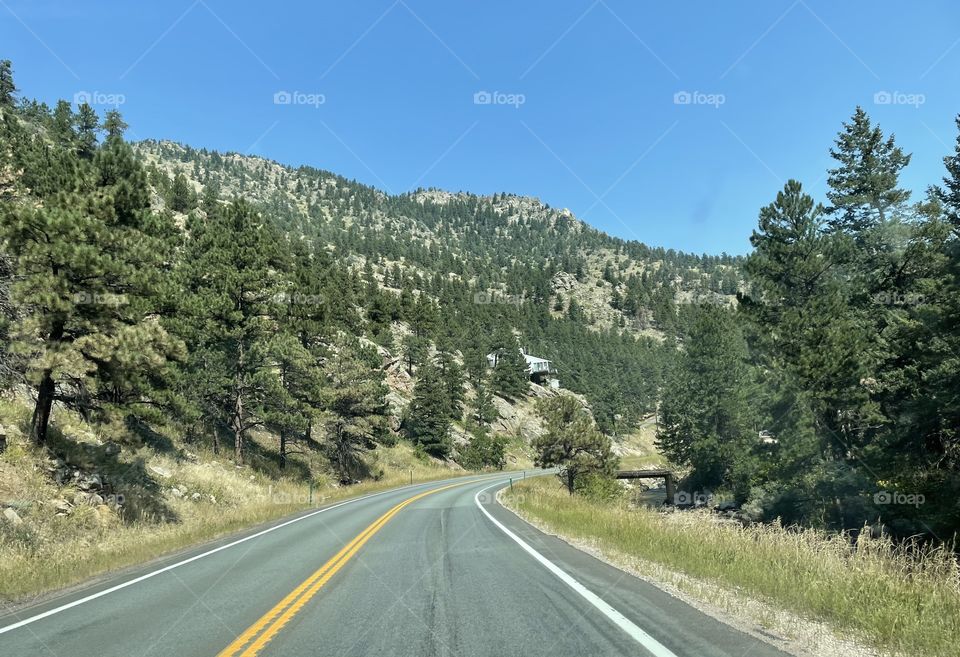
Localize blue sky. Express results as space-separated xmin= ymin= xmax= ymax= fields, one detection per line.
xmin=4 ymin=1 xmax=960 ymax=254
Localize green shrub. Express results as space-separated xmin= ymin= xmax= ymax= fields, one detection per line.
xmin=574 ymin=472 xmax=623 ymax=502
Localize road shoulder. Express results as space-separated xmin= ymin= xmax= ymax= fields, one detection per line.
xmin=493 ymin=485 xmax=885 ymax=657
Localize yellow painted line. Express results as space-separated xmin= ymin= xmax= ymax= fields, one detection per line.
xmin=216 ymin=479 xmax=480 ymax=657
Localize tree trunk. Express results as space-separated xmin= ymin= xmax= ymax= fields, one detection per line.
xmin=29 ymin=319 xmax=64 ymax=445
xmin=30 ymin=370 xmax=55 ymax=445
xmin=279 ymin=429 xmax=287 ymax=469
xmin=232 ymin=342 xmax=245 ymax=465
xmin=566 ymin=469 xmax=575 ymax=495
xmin=232 ymin=391 xmax=244 ymax=465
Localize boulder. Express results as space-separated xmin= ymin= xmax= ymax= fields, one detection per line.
xmin=2 ymin=507 xmax=22 ymax=525
xmin=73 ymin=491 xmax=104 ymax=506
xmin=77 ymin=473 xmax=103 ymax=491
xmin=53 ymin=499 xmax=73 ymax=515
xmin=149 ymin=464 xmax=172 ymax=479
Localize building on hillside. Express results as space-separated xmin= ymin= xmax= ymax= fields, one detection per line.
xmin=486 ymin=348 xmax=560 ymax=389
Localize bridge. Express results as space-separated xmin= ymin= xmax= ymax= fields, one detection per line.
xmin=615 ymin=469 xmax=675 ymax=504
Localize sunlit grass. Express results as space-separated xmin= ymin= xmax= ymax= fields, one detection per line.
xmin=0 ymin=453 xmax=484 ymax=603
xmin=503 ymin=477 xmax=960 ymax=657
xmin=0 ymin=397 xmax=484 ymax=603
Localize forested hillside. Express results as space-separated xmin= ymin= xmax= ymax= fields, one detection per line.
xmin=132 ymin=136 xmax=740 ymax=432
xmin=0 ymin=57 xmax=724 ymax=489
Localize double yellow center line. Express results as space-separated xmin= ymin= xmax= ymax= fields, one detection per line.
xmin=216 ymin=479 xmax=477 ymax=657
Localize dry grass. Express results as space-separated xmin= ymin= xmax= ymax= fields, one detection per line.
xmin=0 ymin=398 xmax=478 ymax=603
xmin=503 ymin=477 xmax=960 ymax=657
xmin=615 ymin=418 xmax=669 ymax=470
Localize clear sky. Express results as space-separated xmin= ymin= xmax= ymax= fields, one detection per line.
xmin=4 ymin=1 xmax=960 ymax=254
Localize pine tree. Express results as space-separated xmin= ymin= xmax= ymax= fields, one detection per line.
xmin=406 ymin=358 xmax=451 ymax=457
xmin=401 ymin=332 xmax=428 ymax=375
xmin=656 ymin=306 xmax=758 ymax=495
xmin=51 ymin=100 xmax=75 ymax=151
xmin=75 ymin=103 xmax=99 ymax=160
xmin=322 ymin=337 xmax=390 ymax=483
xmin=175 ymin=199 xmax=287 ymax=462
xmin=826 ymin=107 xmax=911 ymax=234
xmin=533 ymin=395 xmax=616 ymax=493
xmin=0 ymin=60 xmax=16 ymax=107
xmin=744 ymin=180 xmax=879 ymax=447
xmin=261 ymin=324 xmax=327 ymax=469
xmin=435 ymin=337 xmax=464 ymax=421
xmin=169 ymin=171 xmax=196 ymax=213
xmin=1 ymin=114 xmax=180 ymax=444
xmin=939 ymin=114 xmax=960 ymax=228
xmin=459 ymin=430 xmax=506 ymax=470
xmin=102 ymin=110 xmax=128 ymax=142
xmin=490 ymin=330 xmax=528 ymax=399
xmin=471 ymin=380 xmax=497 ymax=427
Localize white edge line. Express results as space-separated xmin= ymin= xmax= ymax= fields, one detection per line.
xmin=0 ymin=474 xmax=504 ymax=635
xmin=474 ymin=482 xmax=679 ymax=657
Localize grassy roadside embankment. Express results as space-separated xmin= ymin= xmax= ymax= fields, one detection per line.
xmin=0 ymin=397 xmax=513 ymax=604
xmin=501 ymin=477 xmax=960 ymax=657
xmin=0 ymin=445 xmax=483 ymax=604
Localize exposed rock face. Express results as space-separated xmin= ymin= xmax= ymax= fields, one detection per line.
xmin=551 ymin=271 xmax=578 ymax=292
xmin=450 ymin=424 xmax=471 ymax=447
xmin=490 ymin=387 xmax=557 ymax=443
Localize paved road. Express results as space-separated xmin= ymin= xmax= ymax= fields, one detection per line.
xmin=0 ymin=473 xmax=790 ymax=657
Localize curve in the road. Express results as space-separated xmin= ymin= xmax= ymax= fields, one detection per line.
xmin=0 ymin=472 xmax=792 ymax=657
xmin=217 ymin=479 xmax=477 ymax=657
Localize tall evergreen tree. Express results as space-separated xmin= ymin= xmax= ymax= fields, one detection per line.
xmin=657 ymin=306 xmax=758 ymax=496
xmin=176 ymin=199 xmax=287 ymax=462
xmin=0 ymin=60 xmax=16 ymax=107
xmin=491 ymin=331 xmax=528 ymax=399
xmin=826 ymin=107 xmax=911 ymax=235
xmin=75 ymin=103 xmax=99 ymax=160
xmin=169 ymin=171 xmax=196 ymax=213
xmin=322 ymin=337 xmax=390 ymax=483
xmin=406 ymin=358 xmax=451 ymax=457
xmin=435 ymin=336 xmax=464 ymax=421
xmin=1 ymin=111 xmax=180 ymax=443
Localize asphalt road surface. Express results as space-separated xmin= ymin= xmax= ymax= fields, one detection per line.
xmin=0 ymin=473 xmax=791 ymax=657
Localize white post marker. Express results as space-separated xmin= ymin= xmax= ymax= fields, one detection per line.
xmin=474 ymin=482 xmax=679 ymax=657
